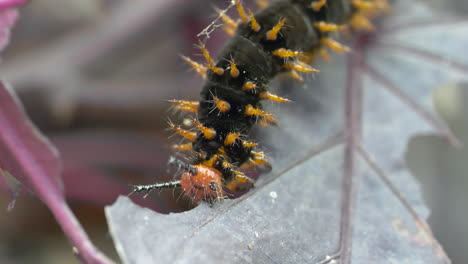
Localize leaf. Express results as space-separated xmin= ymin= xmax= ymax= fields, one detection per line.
xmin=105 ymin=1 xmax=467 ymax=263
xmin=0 ymin=81 xmax=114 ymax=263
xmin=0 ymin=3 xmax=114 ymax=262
xmin=0 ymin=1 xmax=24 ymax=53
xmin=0 ymin=83 xmax=62 ymax=194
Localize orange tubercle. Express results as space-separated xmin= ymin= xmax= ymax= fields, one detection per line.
xmin=229 ymin=60 xmax=240 ymax=78
xmin=266 ymin=18 xmax=286 ymax=41
xmin=242 ymin=81 xmax=256 ymax=91
xmin=314 ymin=21 xmax=346 ymax=32
xmin=248 ymin=9 xmax=261 ymax=32
xmin=194 ymin=119 xmax=217 ymax=140
xmin=311 ymin=0 xmax=327 ymax=11
xmin=213 ymin=97 xmax=231 ymax=112
xmin=235 ymin=0 xmax=249 ymax=24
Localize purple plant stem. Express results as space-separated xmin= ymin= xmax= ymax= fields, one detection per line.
xmin=0 ymin=0 xmax=27 ymax=9
xmin=36 ymin=177 xmax=113 ymax=264
xmin=0 ymin=82 xmax=112 ymax=264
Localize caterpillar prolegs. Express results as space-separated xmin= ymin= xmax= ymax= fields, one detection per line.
xmin=132 ymin=0 xmax=390 ymax=203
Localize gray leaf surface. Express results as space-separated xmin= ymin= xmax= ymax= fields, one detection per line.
xmin=105 ymin=1 xmax=467 ymax=263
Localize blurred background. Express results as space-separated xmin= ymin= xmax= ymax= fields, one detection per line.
xmin=0 ymin=0 xmax=467 ymax=263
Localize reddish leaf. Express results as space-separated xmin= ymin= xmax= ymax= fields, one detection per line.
xmin=0 ymin=0 xmax=26 ymax=53
xmin=0 ymin=82 xmax=112 ymax=263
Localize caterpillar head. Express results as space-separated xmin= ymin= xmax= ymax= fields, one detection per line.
xmin=180 ymin=164 xmax=224 ymax=203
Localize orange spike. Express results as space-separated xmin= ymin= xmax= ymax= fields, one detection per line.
xmin=283 ymin=61 xmax=320 ymax=73
xmin=318 ymin=48 xmax=331 ymax=62
xmin=217 ymin=146 xmax=226 ymax=155
xmin=245 ymin=105 xmax=277 ymax=124
xmin=272 ymin=48 xmax=302 ymax=58
xmin=213 ymin=97 xmax=231 ymax=112
xmin=255 ymin=0 xmax=268 ymax=8
xmin=350 ymin=14 xmax=375 ymax=31
xmin=225 ymin=27 xmax=236 ymax=36
xmin=229 ymin=60 xmax=240 ymax=78
xmin=222 ymin=160 xmax=233 ymax=169
xmin=242 ymin=140 xmax=258 ymax=148
xmin=298 ymin=51 xmax=316 ymax=64
xmin=202 ymin=153 xmax=220 ymax=168
xmin=259 ymin=91 xmax=291 ymax=103
xmin=242 ymin=81 xmax=256 ymax=91
xmin=258 ymin=119 xmax=271 ymax=128
xmin=224 ymin=132 xmax=241 ymax=146
xmin=251 ymin=150 xmax=266 ymax=159
xmin=180 ymin=55 xmax=207 ymax=79
xmin=320 ymin=38 xmax=351 ymax=53
xmin=168 ymin=100 xmax=199 ymax=113
xmin=215 ymin=7 xmax=237 ymax=30
xmin=194 ymin=119 xmax=216 ymax=140
xmin=251 ymin=151 xmax=269 ymax=165
xmin=225 ymin=171 xmax=254 ymax=190
xmin=375 ymin=0 xmax=392 ymax=13
xmin=286 ymin=70 xmax=304 ymax=82
xmin=235 ymin=0 xmax=249 ymax=24
xmin=314 ymin=21 xmax=346 ymax=32
xmin=311 ymin=0 xmax=327 ymax=11
xmin=234 ymin=171 xmax=254 ymax=183
xmin=352 ymin=0 xmax=374 ymax=9
xmin=248 ymin=9 xmax=261 ymax=32
xmin=172 ymin=143 xmax=192 ymax=151
xmin=239 ymin=151 xmax=269 ymax=168
xmin=168 ymin=122 xmax=197 ymax=142
xmin=215 ymin=7 xmax=237 ymax=36
xmin=266 ymin=18 xmax=286 ymax=41
xmin=198 ymin=40 xmax=224 ymax=76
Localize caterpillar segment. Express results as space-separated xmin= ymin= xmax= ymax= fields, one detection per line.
xmin=132 ymin=0 xmax=388 ymax=204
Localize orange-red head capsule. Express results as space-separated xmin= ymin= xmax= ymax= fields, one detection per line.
xmin=180 ymin=165 xmax=224 ymax=203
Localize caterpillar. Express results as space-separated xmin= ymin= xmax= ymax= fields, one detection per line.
xmin=131 ymin=0 xmax=389 ymax=204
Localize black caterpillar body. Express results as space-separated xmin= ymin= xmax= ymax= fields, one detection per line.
xmin=197 ymin=0 xmax=353 ymax=166
xmin=132 ymin=0 xmax=389 ymax=203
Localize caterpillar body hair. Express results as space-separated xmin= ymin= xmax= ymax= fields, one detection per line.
xmin=132 ymin=0 xmax=390 ymax=204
